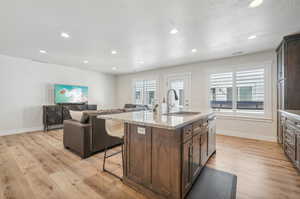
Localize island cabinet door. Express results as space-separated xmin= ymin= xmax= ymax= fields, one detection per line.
xmin=182 ymin=139 xmax=193 ymax=197
xmin=125 ymin=125 xmax=152 ymax=186
xmin=208 ymin=117 xmax=216 ymax=157
xmin=201 ymin=130 xmax=208 ymax=165
xmin=151 ymin=128 xmax=182 ymax=199
xmin=192 ymin=133 xmax=202 ymax=181
xmin=297 ymin=133 xmax=300 ymax=170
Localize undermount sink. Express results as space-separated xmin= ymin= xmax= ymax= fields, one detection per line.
xmin=163 ymin=111 xmax=201 ymax=116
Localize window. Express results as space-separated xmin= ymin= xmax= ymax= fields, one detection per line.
xmin=170 ymin=79 xmax=184 ymax=107
xmin=210 ymin=72 xmax=233 ymax=110
xmin=210 ymin=68 xmax=265 ymax=114
xmin=133 ymin=79 xmax=157 ymax=106
xmin=236 ymin=69 xmax=264 ymax=111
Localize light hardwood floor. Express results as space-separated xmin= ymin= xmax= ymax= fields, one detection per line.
xmin=0 ymin=130 xmax=299 ymax=199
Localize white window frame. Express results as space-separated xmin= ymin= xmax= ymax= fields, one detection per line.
xmin=132 ymin=76 xmax=160 ymax=107
xmin=164 ymin=72 xmax=192 ymax=109
xmin=208 ymin=62 xmax=272 ymax=120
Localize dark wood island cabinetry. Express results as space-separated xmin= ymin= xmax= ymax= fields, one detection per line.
xmin=105 ymin=112 xmax=217 ymax=199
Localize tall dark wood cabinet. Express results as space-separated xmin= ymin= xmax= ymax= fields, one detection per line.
xmin=277 ymin=34 xmax=300 ymax=144
xmin=277 ymin=33 xmax=300 ymax=172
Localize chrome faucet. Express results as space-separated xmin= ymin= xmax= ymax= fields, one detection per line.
xmin=166 ymin=89 xmax=179 ymax=114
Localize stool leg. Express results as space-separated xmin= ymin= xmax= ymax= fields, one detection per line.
xmin=102 ymin=144 xmax=123 ymax=181
xmin=121 ymin=144 xmax=124 ymax=177
xmin=103 ymin=146 xmax=107 ymax=172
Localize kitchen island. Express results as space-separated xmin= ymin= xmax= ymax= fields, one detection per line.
xmin=98 ymin=111 xmax=216 ymax=199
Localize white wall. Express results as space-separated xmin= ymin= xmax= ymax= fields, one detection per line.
xmin=116 ymin=50 xmax=277 ymax=142
xmin=0 ymin=54 xmax=116 ymax=136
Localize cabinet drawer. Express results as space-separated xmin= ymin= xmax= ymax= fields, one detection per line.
xmin=183 ymin=125 xmax=193 ymax=142
xmin=285 ymin=116 xmax=300 ymax=134
xmin=284 ymin=143 xmax=296 ymax=162
xmin=286 ymin=117 xmax=300 ymax=127
xmin=285 ymin=128 xmax=296 ymax=148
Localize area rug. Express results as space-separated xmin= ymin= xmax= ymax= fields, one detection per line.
xmin=186 ymin=167 xmax=237 ymax=199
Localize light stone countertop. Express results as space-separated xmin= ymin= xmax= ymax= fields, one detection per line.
xmin=279 ymin=110 xmax=300 ymax=121
xmin=97 ymin=110 xmax=214 ymax=130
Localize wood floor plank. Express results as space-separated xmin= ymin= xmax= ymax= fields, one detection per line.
xmin=50 ymin=169 xmax=105 ymax=199
xmin=8 ymin=143 xmax=67 ymax=199
xmin=0 ymin=147 xmax=36 ymax=199
xmin=84 ymin=172 xmax=146 ymax=199
xmin=0 ymin=130 xmax=300 ymax=199
xmin=207 ymin=135 xmax=300 ymax=199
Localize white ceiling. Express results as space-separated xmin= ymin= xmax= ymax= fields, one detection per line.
xmin=0 ymin=0 xmax=300 ymax=74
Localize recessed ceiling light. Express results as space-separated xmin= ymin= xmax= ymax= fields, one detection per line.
xmin=191 ymin=48 xmax=197 ymax=53
xmin=39 ymin=50 xmax=47 ymax=54
xmin=61 ymin=32 xmax=70 ymax=38
xmin=249 ymin=0 xmax=263 ymax=8
xmin=111 ymin=50 xmax=117 ymax=55
xmin=112 ymin=67 xmax=117 ymax=70
xmin=83 ymin=60 xmax=89 ymax=64
xmin=248 ymin=35 xmax=257 ymax=40
xmin=170 ymin=28 xmax=178 ymax=34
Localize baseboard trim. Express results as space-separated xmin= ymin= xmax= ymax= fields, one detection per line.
xmin=0 ymin=126 xmax=43 ymax=136
xmin=217 ymin=130 xmax=277 ymax=142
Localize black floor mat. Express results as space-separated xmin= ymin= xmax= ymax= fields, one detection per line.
xmin=186 ymin=167 xmax=237 ymax=199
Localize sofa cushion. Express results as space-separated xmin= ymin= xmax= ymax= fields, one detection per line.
xmin=69 ymin=110 xmax=90 ymax=123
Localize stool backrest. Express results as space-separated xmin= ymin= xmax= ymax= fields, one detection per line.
xmin=105 ymin=119 xmax=124 ymax=138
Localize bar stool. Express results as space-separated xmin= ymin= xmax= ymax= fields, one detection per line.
xmin=102 ymin=119 xmax=124 ymax=180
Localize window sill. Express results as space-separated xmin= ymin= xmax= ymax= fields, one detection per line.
xmin=215 ymin=113 xmax=273 ymax=123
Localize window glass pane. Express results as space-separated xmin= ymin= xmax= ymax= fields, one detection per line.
xmin=134 ymin=80 xmax=157 ymax=106
xmin=210 ymin=72 xmax=233 ymax=110
xmin=134 ymin=80 xmax=144 ymax=104
xmin=143 ymin=80 xmax=156 ymax=106
xmin=236 ymin=69 xmax=264 ymax=111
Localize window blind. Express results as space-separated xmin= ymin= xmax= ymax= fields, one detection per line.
xmin=210 ymin=72 xmax=233 ymax=109
xmin=134 ymin=80 xmax=157 ymax=106
xmin=236 ymin=68 xmax=264 ymax=110
xmin=210 ymin=68 xmax=265 ymax=112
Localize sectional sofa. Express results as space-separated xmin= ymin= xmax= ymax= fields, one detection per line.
xmin=63 ymin=104 xmax=148 ymax=158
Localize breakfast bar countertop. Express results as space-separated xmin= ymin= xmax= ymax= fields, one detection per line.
xmin=97 ymin=110 xmax=214 ymax=130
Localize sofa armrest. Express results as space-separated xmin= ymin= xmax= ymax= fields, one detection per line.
xmin=63 ymin=120 xmax=91 ymax=158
